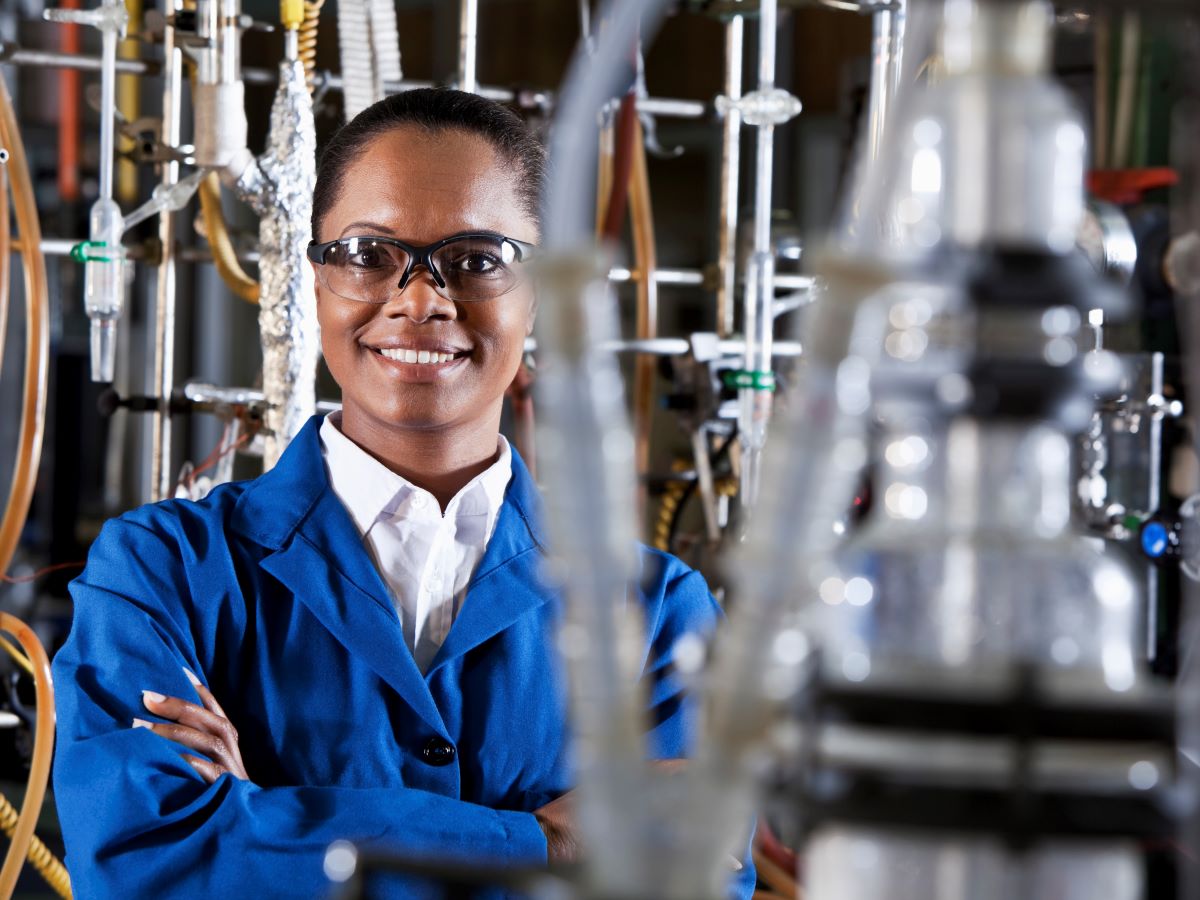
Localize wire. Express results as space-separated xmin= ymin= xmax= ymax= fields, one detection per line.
xmin=655 ymin=429 xmax=739 ymax=554
xmin=0 ymin=793 xmax=71 ymax=899
xmin=1 ymin=561 xmax=86 ymax=586
xmin=173 ymin=425 xmax=253 ymax=497
xmin=0 ymin=637 xmax=32 ymax=679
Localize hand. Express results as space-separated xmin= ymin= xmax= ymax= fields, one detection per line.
xmin=533 ymin=790 xmax=578 ymax=864
xmin=533 ymin=760 xmax=690 ymax=865
xmin=133 ymin=667 xmax=249 ymax=784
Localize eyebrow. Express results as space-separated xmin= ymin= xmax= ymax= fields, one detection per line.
xmin=338 ymin=221 xmax=399 ymax=237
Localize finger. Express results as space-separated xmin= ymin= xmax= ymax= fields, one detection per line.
xmin=142 ymin=692 xmax=248 ymax=777
xmin=183 ymin=667 xmax=229 ymax=719
xmin=133 ymin=718 xmax=238 ymax=771
xmin=181 ymin=754 xmax=226 ymax=785
xmin=142 ymin=692 xmax=237 ymax=743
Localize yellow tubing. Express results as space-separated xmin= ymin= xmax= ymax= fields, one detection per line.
xmin=0 ymin=637 xmax=32 ymax=680
xmin=0 ymin=76 xmax=50 ymax=593
xmin=198 ymin=173 xmax=260 ymax=304
xmin=0 ymin=614 xmax=59 ymax=899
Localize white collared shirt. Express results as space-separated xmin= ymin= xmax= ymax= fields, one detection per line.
xmin=319 ymin=413 xmax=512 ymax=673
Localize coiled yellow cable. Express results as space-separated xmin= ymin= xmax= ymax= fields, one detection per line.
xmin=653 ymin=470 xmax=737 ymax=553
xmin=0 ymin=794 xmax=70 ymax=899
xmin=0 ymin=636 xmax=71 ymax=898
xmin=298 ymin=0 xmax=326 ymax=93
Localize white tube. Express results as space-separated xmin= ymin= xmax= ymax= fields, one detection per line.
xmin=458 ymin=0 xmax=478 ymax=93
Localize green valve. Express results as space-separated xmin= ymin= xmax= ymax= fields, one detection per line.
xmin=70 ymin=240 xmax=122 ymax=264
xmin=722 ymin=369 xmax=776 ymax=392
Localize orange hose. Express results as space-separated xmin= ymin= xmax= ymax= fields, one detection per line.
xmin=0 ymin=77 xmax=51 ymax=591
xmin=595 ymin=120 xmax=615 ymax=236
xmin=599 ymin=93 xmax=638 ymax=243
xmin=0 ymin=614 xmax=58 ymax=898
xmin=628 ymin=114 xmax=657 ymax=501
xmin=57 ymin=0 xmax=81 ymax=203
xmin=0 ymin=161 xmax=9 ymax=375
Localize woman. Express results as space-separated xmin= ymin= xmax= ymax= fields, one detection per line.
xmin=53 ymin=89 xmax=754 ymax=899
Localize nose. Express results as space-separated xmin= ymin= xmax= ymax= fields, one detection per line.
xmin=380 ymin=268 xmax=456 ymax=324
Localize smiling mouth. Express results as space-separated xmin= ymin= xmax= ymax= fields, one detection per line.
xmin=370 ymin=347 xmax=470 ymax=365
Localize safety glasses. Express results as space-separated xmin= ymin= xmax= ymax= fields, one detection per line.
xmin=306 ymin=231 xmax=537 ymax=304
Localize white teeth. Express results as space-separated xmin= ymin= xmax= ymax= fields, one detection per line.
xmin=377 ymin=348 xmax=459 ymax=365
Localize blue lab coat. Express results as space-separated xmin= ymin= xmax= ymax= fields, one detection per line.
xmin=53 ymin=416 xmax=756 ymax=899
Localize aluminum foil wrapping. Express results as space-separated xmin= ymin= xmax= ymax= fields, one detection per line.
xmin=234 ymin=58 xmax=319 ymax=469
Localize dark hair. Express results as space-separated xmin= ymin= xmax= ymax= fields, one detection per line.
xmin=312 ymin=88 xmax=546 ymax=239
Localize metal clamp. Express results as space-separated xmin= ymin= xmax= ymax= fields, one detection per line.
xmin=716 ymin=88 xmax=801 ymax=127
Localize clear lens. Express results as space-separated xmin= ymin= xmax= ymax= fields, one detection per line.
xmin=321 ymin=237 xmax=408 ymax=304
xmin=432 ymin=235 xmax=520 ymax=301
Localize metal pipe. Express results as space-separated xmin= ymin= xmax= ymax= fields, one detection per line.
xmin=0 ymin=48 xmax=709 ymax=120
xmin=0 ymin=42 xmax=155 ymax=75
xmin=717 ymin=9 xmax=745 ymax=337
xmin=457 ymin=0 xmax=478 ymax=93
xmin=151 ymin=0 xmax=183 ymax=502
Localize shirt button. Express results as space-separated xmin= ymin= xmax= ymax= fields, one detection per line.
xmin=411 ymin=494 xmax=429 ymax=510
xmin=420 ymin=738 xmax=456 ymax=767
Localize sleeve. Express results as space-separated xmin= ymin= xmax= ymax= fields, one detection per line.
xmin=638 ymin=557 xmax=758 ymax=900
xmin=53 ymin=517 xmax=546 ymax=900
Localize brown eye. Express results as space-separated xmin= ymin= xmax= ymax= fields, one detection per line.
xmin=454 ymin=252 xmax=503 ymax=276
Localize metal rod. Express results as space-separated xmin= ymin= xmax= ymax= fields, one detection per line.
xmin=0 ymin=47 xmax=710 ymax=121
xmin=151 ymin=0 xmax=182 ymax=502
xmin=717 ymin=9 xmax=745 ymax=338
xmin=0 ymin=42 xmax=156 ymax=75
xmin=458 ymin=0 xmax=479 ymax=93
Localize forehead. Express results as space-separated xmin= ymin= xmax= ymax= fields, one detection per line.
xmin=320 ymin=126 xmax=535 ymax=244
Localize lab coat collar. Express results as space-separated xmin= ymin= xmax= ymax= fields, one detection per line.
xmin=231 ymin=416 xmax=551 ymax=733
xmin=232 ymin=416 xmax=547 ymax=552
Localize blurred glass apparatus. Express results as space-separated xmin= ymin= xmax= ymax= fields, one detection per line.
xmin=307 ymin=231 xmax=537 ymax=303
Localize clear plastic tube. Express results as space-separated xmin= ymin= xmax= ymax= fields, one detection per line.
xmin=45 ymin=0 xmax=128 ymax=383
xmin=535 ymin=0 xmax=674 ymax=894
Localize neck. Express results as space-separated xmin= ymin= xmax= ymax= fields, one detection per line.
xmin=338 ymin=404 xmax=503 ymax=510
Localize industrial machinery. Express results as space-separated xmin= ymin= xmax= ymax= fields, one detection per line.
xmin=2 ymin=0 xmax=1200 ymax=897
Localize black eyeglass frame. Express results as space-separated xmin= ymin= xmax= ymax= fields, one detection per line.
xmin=306 ymin=231 xmax=538 ymax=302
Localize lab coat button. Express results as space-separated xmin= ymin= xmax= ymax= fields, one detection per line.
xmin=421 ymin=738 xmax=456 ymax=766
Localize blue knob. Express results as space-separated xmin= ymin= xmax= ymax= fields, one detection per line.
xmin=1142 ymin=521 xmax=1171 ymax=559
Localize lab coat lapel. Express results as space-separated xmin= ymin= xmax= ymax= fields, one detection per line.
xmin=233 ymin=417 xmax=448 ymax=737
xmin=427 ymin=448 xmax=556 ymax=675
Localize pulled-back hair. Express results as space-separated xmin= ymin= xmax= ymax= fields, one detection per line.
xmin=312 ymin=88 xmax=546 ymax=239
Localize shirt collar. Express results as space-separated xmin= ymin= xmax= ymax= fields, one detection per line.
xmin=319 ymin=412 xmax=512 ymax=536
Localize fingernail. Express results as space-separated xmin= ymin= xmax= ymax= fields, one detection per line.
xmin=142 ymin=690 xmax=166 ymax=706
xmin=182 ymin=667 xmax=202 ymax=687
xmin=132 ymin=718 xmax=153 ymax=730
